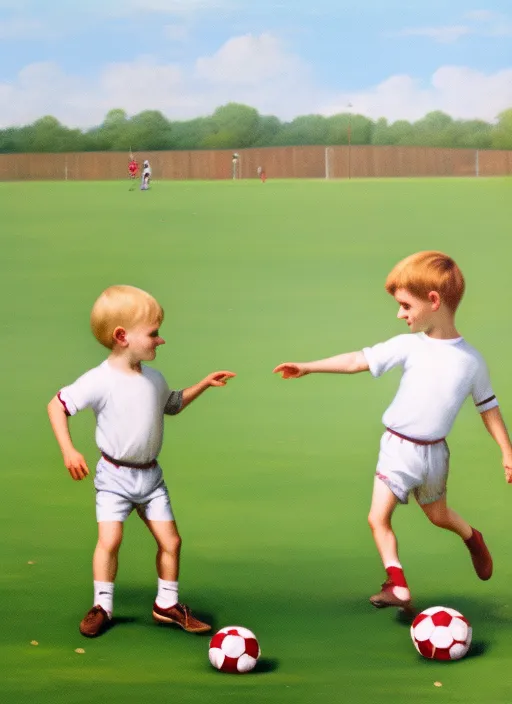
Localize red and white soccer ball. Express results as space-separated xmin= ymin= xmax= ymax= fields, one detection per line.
xmin=209 ymin=626 xmax=261 ymax=673
xmin=410 ymin=606 xmax=472 ymax=661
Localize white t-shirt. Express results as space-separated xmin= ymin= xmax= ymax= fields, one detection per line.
xmin=58 ymin=361 xmax=174 ymax=463
xmin=362 ymin=333 xmax=498 ymax=440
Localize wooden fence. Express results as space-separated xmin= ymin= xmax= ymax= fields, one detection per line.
xmin=1 ymin=145 xmax=511 ymax=181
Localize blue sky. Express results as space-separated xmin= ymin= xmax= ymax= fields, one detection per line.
xmin=0 ymin=0 xmax=511 ymax=128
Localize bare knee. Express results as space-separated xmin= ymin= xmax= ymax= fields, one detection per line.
xmin=158 ymin=534 xmax=182 ymax=555
xmin=368 ymin=513 xmax=376 ymax=531
xmin=368 ymin=511 xmax=390 ymax=533
xmin=97 ymin=530 xmax=123 ymax=555
xmin=172 ymin=534 xmax=182 ymax=554
xmin=425 ymin=508 xmax=449 ymax=528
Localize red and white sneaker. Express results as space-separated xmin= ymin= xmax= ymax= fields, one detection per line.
xmin=152 ymin=602 xmax=211 ymax=633
xmin=370 ymin=578 xmax=413 ymax=610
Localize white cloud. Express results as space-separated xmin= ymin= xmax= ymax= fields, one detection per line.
xmin=487 ymin=23 xmax=512 ymax=37
xmin=0 ymin=16 xmax=51 ymax=39
xmin=395 ymin=25 xmax=472 ymax=43
xmin=0 ymin=62 xmax=76 ymax=126
xmin=464 ymin=9 xmax=512 ymax=35
xmin=321 ymin=66 xmax=512 ymax=123
xmin=80 ymin=0 xmax=233 ymax=19
xmin=163 ymin=23 xmax=189 ymax=41
xmin=0 ymin=58 xmax=190 ymax=129
xmin=97 ymin=56 xmax=198 ymax=119
xmin=0 ymin=0 xmax=28 ymax=7
xmin=322 ymin=75 xmax=432 ymax=123
xmin=193 ymin=33 xmax=318 ymax=118
xmin=0 ymin=33 xmax=511 ymax=130
xmin=195 ymin=33 xmax=304 ymax=85
xmin=394 ymin=12 xmax=512 ymax=43
xmin=127 ymin=0 xmax=232 ymax=15
xmin=430 ymin=66 xmax=512 ymax=119
xmin=0 ymin=33 xmax=316 ymax=127
xmin=465 ymin=9 xmax=497 ymax=22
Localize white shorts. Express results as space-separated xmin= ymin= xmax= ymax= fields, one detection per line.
xmin=94 ymin=457 xmax=175 ymax=523
xmin=376 ymin=431 xmax=450 ymax=505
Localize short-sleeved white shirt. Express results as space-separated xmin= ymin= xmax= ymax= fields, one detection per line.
xmin=362 ymin=333 xmax=498 ymax=440
xmin=58 ymin=361 xmax=171 ymax=463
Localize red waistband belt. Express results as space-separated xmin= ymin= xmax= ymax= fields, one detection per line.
xmin=101 ymin=452 xmax=157 ymax=469
xmin=386 ymin=428 xmax=445 ymax=446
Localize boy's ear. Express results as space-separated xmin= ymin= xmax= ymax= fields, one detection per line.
xmin=428 ymin=291 xmax=441 ymax=311
xmin=113 ymin=326 xmax=128 ymax=346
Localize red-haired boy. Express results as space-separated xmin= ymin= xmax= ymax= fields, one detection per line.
xmin=274 ymin=251 xmax=512 ymax=612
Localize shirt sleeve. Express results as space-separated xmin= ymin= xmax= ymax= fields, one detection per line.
xmin=164 ymin=389 xmax=183 ymax=415
xmin=58 ymin=367 xmax=106 ymax=417
xmin=472 ymin=357 xmax=498 ymax=413
xmin=362 ymin=335 xmax=410 ymax=378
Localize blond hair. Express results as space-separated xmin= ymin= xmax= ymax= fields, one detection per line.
xmin=90 ymin=285 xmax=164 ymax=349
xmin=385 ymin=251 xmax=465 ymax=312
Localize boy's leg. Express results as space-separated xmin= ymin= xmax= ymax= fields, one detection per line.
xmin=368 ymin=477 xmax=412 ymax=609
xmin=144 ymin=518 xmax=181 ymax=584
xmin=419 ymin=496 xmax=493 ymax=580
xmin=368 ymin=477 xmax=401 ymax=566
xmin=80 ymin=521 xmax=123 ymax=637
xmin=93 ymin=521 xmax=124 ymax=582
xmin=142 ymin=518 xmax=211 ymax=633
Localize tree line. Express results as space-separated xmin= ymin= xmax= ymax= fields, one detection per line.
xmin=1 ymin=103 xmax=511 ymax=153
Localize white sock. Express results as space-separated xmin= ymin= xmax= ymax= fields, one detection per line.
xmin=156 ymin=579 xmax=179 ymax=609
xmin=93 ymin=581 xmax=114 ymax=618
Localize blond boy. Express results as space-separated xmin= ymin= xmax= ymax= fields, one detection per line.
xmin=274 ymin=251 xmax=512 ymax=611
xmin=48 ymin=285 xmax=235 ymax=637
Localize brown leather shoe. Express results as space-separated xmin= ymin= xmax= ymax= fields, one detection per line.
xmin=79 ymin=605 xmax=111 ymax=637
xmin=370 ymin=579 xmax=412 ymax=610
xmin=152 ymin=602 xmax=211 ymax=633
xmin=465 ymin=529 xmax=493 ymax=580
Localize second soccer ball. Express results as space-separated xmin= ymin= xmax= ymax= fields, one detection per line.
xmin=209 ymin=626 xmax=261 ymax=673
xmin=410 ymin=606 xmax=472 ymax=661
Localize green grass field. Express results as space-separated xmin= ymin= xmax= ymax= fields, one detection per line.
xmin=1 ymin=177 xmax=512 ymax=704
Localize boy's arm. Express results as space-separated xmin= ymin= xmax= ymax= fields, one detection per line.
xmin=273 ymin=351 xmax=369 ymax=378
xmin=175 ymin=371 xmax=236 ymax=413
xmin=47 ymin=395 xmax=89 ymax=480
xmin=480 ymin=406 xmax=512 ymax=483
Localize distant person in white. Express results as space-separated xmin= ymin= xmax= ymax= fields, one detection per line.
xmin=47 ymin=285 xmax=235 ymax=637
xmin=232 ymin=152 xmax=239 ymax=179
xmin=141 ymin=159 xmax=151 ymax=190
xmin=273 ymin=251 xmax=512 ymax=613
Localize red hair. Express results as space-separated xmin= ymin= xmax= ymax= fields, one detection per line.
xmin=385 ymin=251 xmax=465 ymax=312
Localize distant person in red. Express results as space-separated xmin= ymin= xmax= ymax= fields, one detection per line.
xmin=128 ymin=158 xmax=139 ymax=190
xmin=257 ymin=166 xmax=267 ymax=183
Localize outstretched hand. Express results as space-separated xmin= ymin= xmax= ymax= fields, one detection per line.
xmin=207 ymin=371 xmax=236 ymax=387
xmin=273 ymin=363 xmax=308 ymax=379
